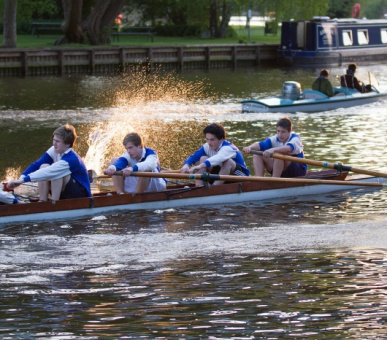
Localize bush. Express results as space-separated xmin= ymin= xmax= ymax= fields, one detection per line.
xmin=154 ymin=24 xmax=202 ymax=37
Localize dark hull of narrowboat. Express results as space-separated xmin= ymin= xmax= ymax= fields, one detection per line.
xmin=278 ymin=47 xmax=387 ymax=67
xmin=278 ymin=18 xmax=387 ymax=67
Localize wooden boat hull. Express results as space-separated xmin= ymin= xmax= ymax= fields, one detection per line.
xmin=242 ymin=90 xmax=387 ymax=113
xmin=0 ymin=171 xmax=384 ymax=224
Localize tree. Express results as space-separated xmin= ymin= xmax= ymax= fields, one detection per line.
xmin=326 ymin=0 xmax=353 ymax=18
xmin=361 ymin=0 xmax=387 ymax=19
xmin=59 ymin=0 xmax=83 ymax=44
xmin=84 ymin=0 xmax=126 ymax=45
xmin=1 ymin=0 xmax=18 ymax=48
xmin=56 ymin=0 xmax=126 ymax=45
xmin=209 ymin=0 xmax=235 ymax=38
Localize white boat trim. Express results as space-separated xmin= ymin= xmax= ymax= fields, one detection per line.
xmin=1 ymin=176 xmax=385 ymax=225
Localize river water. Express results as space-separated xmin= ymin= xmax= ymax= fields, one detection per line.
xmin=1 ymin=65 xmax=387 ymax=339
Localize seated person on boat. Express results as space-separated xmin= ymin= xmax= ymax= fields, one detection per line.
xmin=243 ymin=117 xmax=307 ymax=178
xmin=340 ymin=63 xmax=371 ymax=93
xmin=7 ymin=124 xmax=91 ymax=201
xmin=104 ymin=132 xmax=166 ymax=194
xmin=312 ymin=69 xmax=333 ymax=97
xmin=180 ymin=123 xmax=250 ymax=186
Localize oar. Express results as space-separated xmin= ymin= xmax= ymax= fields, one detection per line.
xmin=88 ymin=169 xmax=180 ymax=183
xmin=103 ymin=171 xmax=384 ymax=188
xmin=250 ymin=150 xmax=387 ymax=179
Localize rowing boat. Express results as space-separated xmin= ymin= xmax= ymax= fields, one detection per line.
xmin=0 ymin=170 xmax=385 ymax=225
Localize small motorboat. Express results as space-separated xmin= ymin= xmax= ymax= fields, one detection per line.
xmin=242 ymin=80 xmax=387 ymax=113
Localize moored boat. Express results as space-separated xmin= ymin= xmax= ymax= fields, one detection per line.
xmin=278 ymin=17 xmax=387 ymax=67
xmin=241 ymin=81 xmax=387 ymax=113
xmin=1 ymin=170 xmax=385 ymax=225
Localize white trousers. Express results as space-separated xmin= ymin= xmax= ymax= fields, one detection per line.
xmin=124 ymin=176 xmax=166 ymax=193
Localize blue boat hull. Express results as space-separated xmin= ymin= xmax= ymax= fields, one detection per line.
xmin=242 ymin=88 xmax=387 ymax=113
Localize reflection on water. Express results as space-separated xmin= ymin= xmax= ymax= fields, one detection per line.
xmin=1 ymin=218 xmax=387 ymax=338
xmin=1 ymin=65 xmax=387 ymax=337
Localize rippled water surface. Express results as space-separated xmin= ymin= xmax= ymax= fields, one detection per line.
xmin=1 ymin=65 xmax=387 ymax=338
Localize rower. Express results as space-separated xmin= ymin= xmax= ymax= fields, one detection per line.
xmin=7 ymin=124 xmax=91 ymax=202
xmin=104 ymin=132 xmax=166 ymax=194
xmin=180 ymin=123 xmax=250 ymax=186
xmin=243 ymin=117 xmax=307 ymax=178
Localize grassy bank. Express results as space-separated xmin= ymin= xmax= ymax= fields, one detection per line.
xmin=8 ymin=27 xmax=280 ymax=48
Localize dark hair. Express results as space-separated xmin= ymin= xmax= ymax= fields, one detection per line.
xmin=123 ymin=132 xmax=143 ymax=147
xmin=348 ymin=63 xmax=357 ymax=72
xmin=53 ymin=124 xmax=77 ymax=147
xmin=320 ymin=69 xmax=329 ymax=77
xmin=276 ymin=117 xmax=293 ymax=132
xmin=203 ymin=123 xmax=226 ymax=140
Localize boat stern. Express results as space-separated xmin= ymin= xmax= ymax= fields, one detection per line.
xmin=241 ymin=100 xmax=270 ymax=113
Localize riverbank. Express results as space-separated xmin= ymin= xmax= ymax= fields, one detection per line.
xmin=0 ymin=43 xmax=279 ymax=76
xmin=0 ymin=29 xmax=280 ymax=76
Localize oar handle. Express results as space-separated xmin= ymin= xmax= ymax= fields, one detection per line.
xmin=250 ymin=150 xmax=336 ymax=169
xmin=100 ymin=170 xmax=382 ymax=187
xmin=249 ymin=150 xmax=387 ymax=179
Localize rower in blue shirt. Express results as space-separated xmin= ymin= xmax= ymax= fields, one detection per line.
xmin=181 ymin=123 xmax=250 ymax=186
xmin=243 ymin=117 xmax=307 ymax=178
xmin=8 ymin=124 xmax=91 ymax=201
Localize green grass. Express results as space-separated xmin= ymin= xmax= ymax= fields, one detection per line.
xmin=8 ymin=27 xmax=280 ymax=48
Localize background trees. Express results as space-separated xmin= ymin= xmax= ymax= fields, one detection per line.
xmin=58 ymin=0 xmax=126 ymax=45
xmin=1 ymin=0 xmax=387 ymax=48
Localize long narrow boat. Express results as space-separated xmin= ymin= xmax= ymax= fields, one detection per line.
xmin=1 ymin=170 xmax=385 ymax=225
xmin=277 ymin=17 xmax=387 ymax=67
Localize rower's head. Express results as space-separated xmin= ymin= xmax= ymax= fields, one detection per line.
xmin=53 ymin=124 xmax=77 ymax=148
xmin=276 ymin=117 xmax=292 ymax=132
xmin=276 ymin=117 xmax=292 ymax=142
xmin=203 ymin=123 xmax=226 ymax=151
xmin=123 ymin=133 xmax=143 ymax=147
xmin=203 ymin=123 xmax=226 ymax=140
xmin=123 ymin=132 xmax=144 ymax=160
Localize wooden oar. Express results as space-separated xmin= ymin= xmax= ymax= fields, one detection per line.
xmin=102 ymin=171 xmax=384 ymax=188
xmin=250 ymin=150 xmax=387 ymax=179
xmin=88 ymin=169 xmax=180 ymax=182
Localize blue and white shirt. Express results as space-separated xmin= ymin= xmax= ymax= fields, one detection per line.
xmin=259 ymin=132 xmax=307 ymax=171
xmin=184 ymin=140 xmax=250 ymax=175
xmin=21 ymin=146 xmax=91 ymax=197
xmin=110 ymin=147 xmax=162 ymax=173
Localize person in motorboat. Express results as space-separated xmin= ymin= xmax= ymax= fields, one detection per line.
xmin=104 ymin=132 xmax=166 ymax=194
xmin=340 ymin=63 xmax=371 ymax=93
xmin=180 ymin=123 xmax=250 ymax=186
xmin=242 ymin=117 xmax=307 ymax=178
xmin=7 ymin=124 xmax=91 ymax=202
xmin=312 ymin=69 xmax=333 ymax=97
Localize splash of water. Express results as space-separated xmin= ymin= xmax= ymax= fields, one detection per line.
xmin=83 ymin=66 xmax=211 ymax=175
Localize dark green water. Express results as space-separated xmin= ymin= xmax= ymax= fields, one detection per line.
xmin=1 ymin=66 xmax=387 ymax=338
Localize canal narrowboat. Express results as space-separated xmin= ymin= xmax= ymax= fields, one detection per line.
xmin=278 ymin=17 xmax=387 ymax=66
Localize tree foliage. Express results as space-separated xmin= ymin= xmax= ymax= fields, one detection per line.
xmin=326 ymin=0 xmax=353 ymax=18
xmin=0 ymin=0 xmax=60 ymax=22
xmin=361 ymin=0 xmax=387 ymax=19
xmin=56 ymin=0 xmax=126 ymax=45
